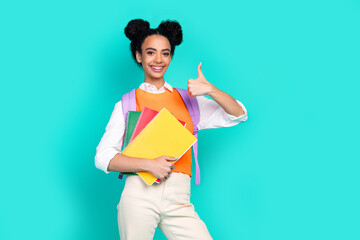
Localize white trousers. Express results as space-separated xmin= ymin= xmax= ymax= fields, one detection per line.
xmin=117 ymin=172 xmax=213 ymax=240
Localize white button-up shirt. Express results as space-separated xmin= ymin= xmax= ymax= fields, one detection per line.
xmin=95 ymin=82 xmax=248 ymax=173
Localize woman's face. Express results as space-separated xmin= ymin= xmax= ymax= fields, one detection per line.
xmin=136 ymin=34 xmax=172 ymax=82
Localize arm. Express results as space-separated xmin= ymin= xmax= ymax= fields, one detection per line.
xmin=207 ymin=88 xmax=244 ymax=117
xmin=108 ymin=154 xmax=176 ymax=181
xmin=95 ymin=101 xmax=125 ymax=173
xmin=107 ymin=153 xmax=149 ymax=173
xmin=188 ymin=62 xmax=248 ymax=129
xmin=188 ymin=62 xmax=245 ymax=117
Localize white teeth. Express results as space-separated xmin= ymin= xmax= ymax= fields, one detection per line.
xmin=152 ymin=66 xmax=163 ymax=70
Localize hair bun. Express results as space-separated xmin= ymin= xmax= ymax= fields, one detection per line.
xmin=158 ymin=20 xmax=183 ymax=46
xmin=124 ymin=19 xmax=150 ymax=41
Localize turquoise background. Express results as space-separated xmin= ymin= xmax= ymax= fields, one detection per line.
xmin=1 ymin=0 xmax=359 ymax=239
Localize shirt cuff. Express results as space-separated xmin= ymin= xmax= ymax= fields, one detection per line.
xmin=95 ymin=150 xmax=120 ymax=174
xmin=225 ymin=100 xmax=248 ymax=121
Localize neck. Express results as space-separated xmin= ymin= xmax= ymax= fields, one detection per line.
xmin=144 ymin=77 xmax=165 ymax=90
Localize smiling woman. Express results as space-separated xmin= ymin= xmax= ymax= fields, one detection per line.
xmin=95 ymin=18 xmax=248 ymax=240
xmin=135 ymin=35 xmax=172 ymax=86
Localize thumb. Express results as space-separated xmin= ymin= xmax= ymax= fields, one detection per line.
xmin=166 ymin=156 xmax=179 ymax=161
xmin=197 ymin=62 xmax=204 ymax=78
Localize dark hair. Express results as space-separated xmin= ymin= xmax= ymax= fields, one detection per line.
xmin=124 ymin=19 xmax=183 ymax=66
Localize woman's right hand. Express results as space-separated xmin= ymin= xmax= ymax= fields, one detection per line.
xmin=146 ymin=156 xmax=177 ymax=182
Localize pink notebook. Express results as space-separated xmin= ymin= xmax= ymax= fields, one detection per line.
xmin=131 ymin=107 xmax=186 ymax=141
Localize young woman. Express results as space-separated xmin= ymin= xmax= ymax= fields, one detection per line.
xmin=95 ymin=19 xmax=248 ymax=240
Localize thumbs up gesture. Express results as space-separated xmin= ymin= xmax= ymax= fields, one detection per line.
xmin=187 ymin=62 xmax=215 ymax=97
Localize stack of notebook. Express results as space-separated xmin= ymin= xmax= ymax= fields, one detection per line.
xmin=121 ymin=107 xmax=197 ymax=186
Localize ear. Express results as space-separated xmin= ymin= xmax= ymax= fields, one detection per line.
xmin=135 ymin=51 xmax=142 ymax=63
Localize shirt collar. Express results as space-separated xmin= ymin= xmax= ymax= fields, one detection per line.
xmin=139 ymin=81 xmax=173 ymax=94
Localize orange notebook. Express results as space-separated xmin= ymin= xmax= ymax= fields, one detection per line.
xmin=121 ymin=108 xmax=197 ymax=186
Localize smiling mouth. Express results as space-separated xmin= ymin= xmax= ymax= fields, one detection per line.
xmin=150 ymin=65 xmax=165 ymax=72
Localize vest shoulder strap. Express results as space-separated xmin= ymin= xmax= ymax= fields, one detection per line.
xmin=121 ymin=89 xmax=136 ymax=122
xmin=174 ymin=88 xmax=201 ymax=185
xmin=174 ymin=88 xmax=200 ymax=132
xmin=117 ymin=89 xmax=136 ymax=180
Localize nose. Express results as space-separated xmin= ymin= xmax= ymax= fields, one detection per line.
xmin=154 ymin=53 xmax=162 ymax=63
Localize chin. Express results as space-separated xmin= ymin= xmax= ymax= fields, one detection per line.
xmin=152 ymin=75 xmax=165 ymax=80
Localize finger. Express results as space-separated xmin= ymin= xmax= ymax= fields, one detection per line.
xmin=188 ymin=79 xmax=194 ymax=88
xmin=188 ymin=88 xmax=193 ymax=98
xmin=197 ymin=62 xmax=204 ymax=77
xmin=187 ymin=80 xmax=193 ymax=97
xmin=171 ymin=164 xmax=175 ymax=170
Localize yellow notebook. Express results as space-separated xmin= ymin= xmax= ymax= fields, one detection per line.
xmin=121 ymin=108 xmax=197 ymax=186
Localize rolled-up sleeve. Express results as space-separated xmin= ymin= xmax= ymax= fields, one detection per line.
xmin=196 ymin=96 xmax=248 ymax=130
xmin=95 ymin=101 xmax=125 ymax=173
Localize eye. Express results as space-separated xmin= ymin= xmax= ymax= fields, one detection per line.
xmin=163 ymin=52 xmax=170 ymax=56
xmin=147 ymin=51 xmax=154 ymax=55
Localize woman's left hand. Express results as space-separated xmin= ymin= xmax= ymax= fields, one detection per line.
xmin=188 ymin=62 xmax=215 ymax=97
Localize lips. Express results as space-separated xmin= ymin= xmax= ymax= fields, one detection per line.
xmin=150 ymin=65 xmax=165 ymax=72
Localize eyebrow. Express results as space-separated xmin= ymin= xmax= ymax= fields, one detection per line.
xmin=145 ymin=48 xmax=170 ymax=52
